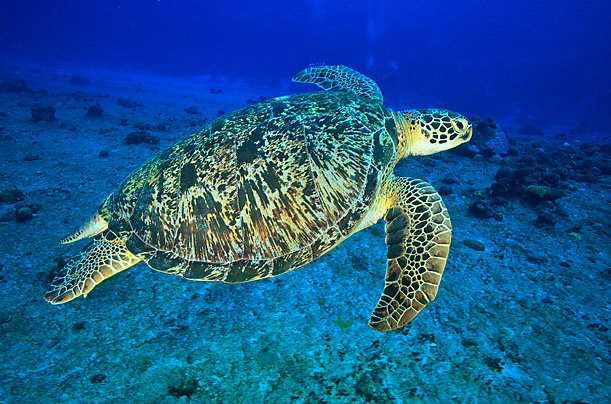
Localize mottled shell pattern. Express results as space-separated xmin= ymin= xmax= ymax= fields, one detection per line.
xmin=98 ymin=88 xmax=398 ymax=283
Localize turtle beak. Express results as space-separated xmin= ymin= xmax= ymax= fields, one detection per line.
xmin=462 ymin=125 xmax=473 ymax=142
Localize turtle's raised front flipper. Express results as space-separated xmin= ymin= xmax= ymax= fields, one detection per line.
xmin=369 ymin=177 xmax=452 ymax=331
xmin=292 ymin=65 xmax=383 ymax=104
xmin=45 ymin=230 xmax=140 ymax=304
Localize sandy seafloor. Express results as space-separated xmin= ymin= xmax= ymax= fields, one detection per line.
xmin=0 ymin=62 xmax=609 ymax=404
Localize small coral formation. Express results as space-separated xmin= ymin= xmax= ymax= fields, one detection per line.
xmin=0 ymin=187 xmax=34 ymax=223
xmin=168 ymin=376 xmax=198 ymax=398
xmin=117 ymin=97 xmax=143 ymax=108
xmin=535 ymin=211 xmax=556 ymax=228
xmin=485 ymin=129 xmax=509 ymax=155
xmin=124 ymin=131 xmax=160 ymax=145
xmin=471 ymin=116 xmax=498 ymax=142
xmin=463 ymin=239 xmax=486 ymax=251
xmin=333 ymin=316 xmax=354 ymax=332
xmin=85 ymin=103 xmax=104 ymax=117
xmin=23 ymin=152 xmax=40 ymax=161
xmin=30 ymin=103 xmax=56 ymax=121
xmin=0 ymin=188 xmax=24 ymax=203
xmin=468 ymin=196 xmax=504 ymax=221
xmin=184 ymin=106 xmax=199 ymax=114
xmin=14 ymin=207 xmax=32 ymax=222
xmin=0 ymin=79 xmax=36 ymax=93
xmin=523 ymin=185 xmax=567 ymax=202
xmin=0 ymin=186 xmax=39 ymax=223
xmin=132 ymin=121 xmax=169 ymax=132
xmin=89 ymin=374 xmax=106 ymax=383
xmin=456 ymin=116 xmax=520 ymax=161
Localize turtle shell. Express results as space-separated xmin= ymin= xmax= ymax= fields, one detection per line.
xmin=103 ymin=91 xmax=398 ymax=283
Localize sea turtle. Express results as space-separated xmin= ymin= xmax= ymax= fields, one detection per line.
xmin=46 ymin=65 xmax=472 ymax=331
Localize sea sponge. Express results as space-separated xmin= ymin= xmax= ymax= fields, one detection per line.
xmin=523 ymin=185 xmax=567 ymax=201
xmin=485 ymin=129 xmax=509 ymax=155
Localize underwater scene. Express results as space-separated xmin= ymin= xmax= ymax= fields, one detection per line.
xmin=0 ymin=1 xmax=609 ymax=403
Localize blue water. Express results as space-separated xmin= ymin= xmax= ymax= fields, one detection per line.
xmin=2 ymin=0 xmax=610 ymax=131
xmin=1 ymin=2 xmax=610 ymax=403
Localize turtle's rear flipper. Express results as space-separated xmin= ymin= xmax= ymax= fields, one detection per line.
xmin=59 ymin=211 xmax=108 ymax=245
xmin=292 ymin=65 xmax=384 ymax=104
xmin=45 ymin=230 xmax=140 ymax=304
xmin=369 ymin=177 xmax=452 ymax=331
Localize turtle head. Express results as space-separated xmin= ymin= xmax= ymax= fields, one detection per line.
xmin=394 ymin=108 xmax=472 ymax=157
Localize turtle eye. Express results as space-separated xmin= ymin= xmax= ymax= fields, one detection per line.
xmin=452 ymin=118 xmax=468 ymax=133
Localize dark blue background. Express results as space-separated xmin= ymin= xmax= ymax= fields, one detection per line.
xmin=2 ymin=0 xmax=610 ymax=130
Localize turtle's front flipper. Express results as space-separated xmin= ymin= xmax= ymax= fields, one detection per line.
xmin=369 ymin=177 xmax=452 ymax=331
xmin=45 ymin=230 xmax=140 ymax=304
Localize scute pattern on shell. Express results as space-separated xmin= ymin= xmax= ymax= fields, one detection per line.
xmin=103 ymin=91 xmax=397 ymax=282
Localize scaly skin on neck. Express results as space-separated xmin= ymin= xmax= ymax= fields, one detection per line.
xmin=391 ymin=110 xmax=421 ymax=158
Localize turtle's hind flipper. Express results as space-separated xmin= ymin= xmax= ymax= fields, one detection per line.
xmin=369 ymin=177 xmax=451 ymax=331
xmin=45 ymin=230 xmax=140 ymax=304
xmin=292 ymin=65 xmax=383 ymax=104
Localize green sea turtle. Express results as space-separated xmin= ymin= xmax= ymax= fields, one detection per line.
xmin=46 ymin=65 xmax=471 ymax=331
